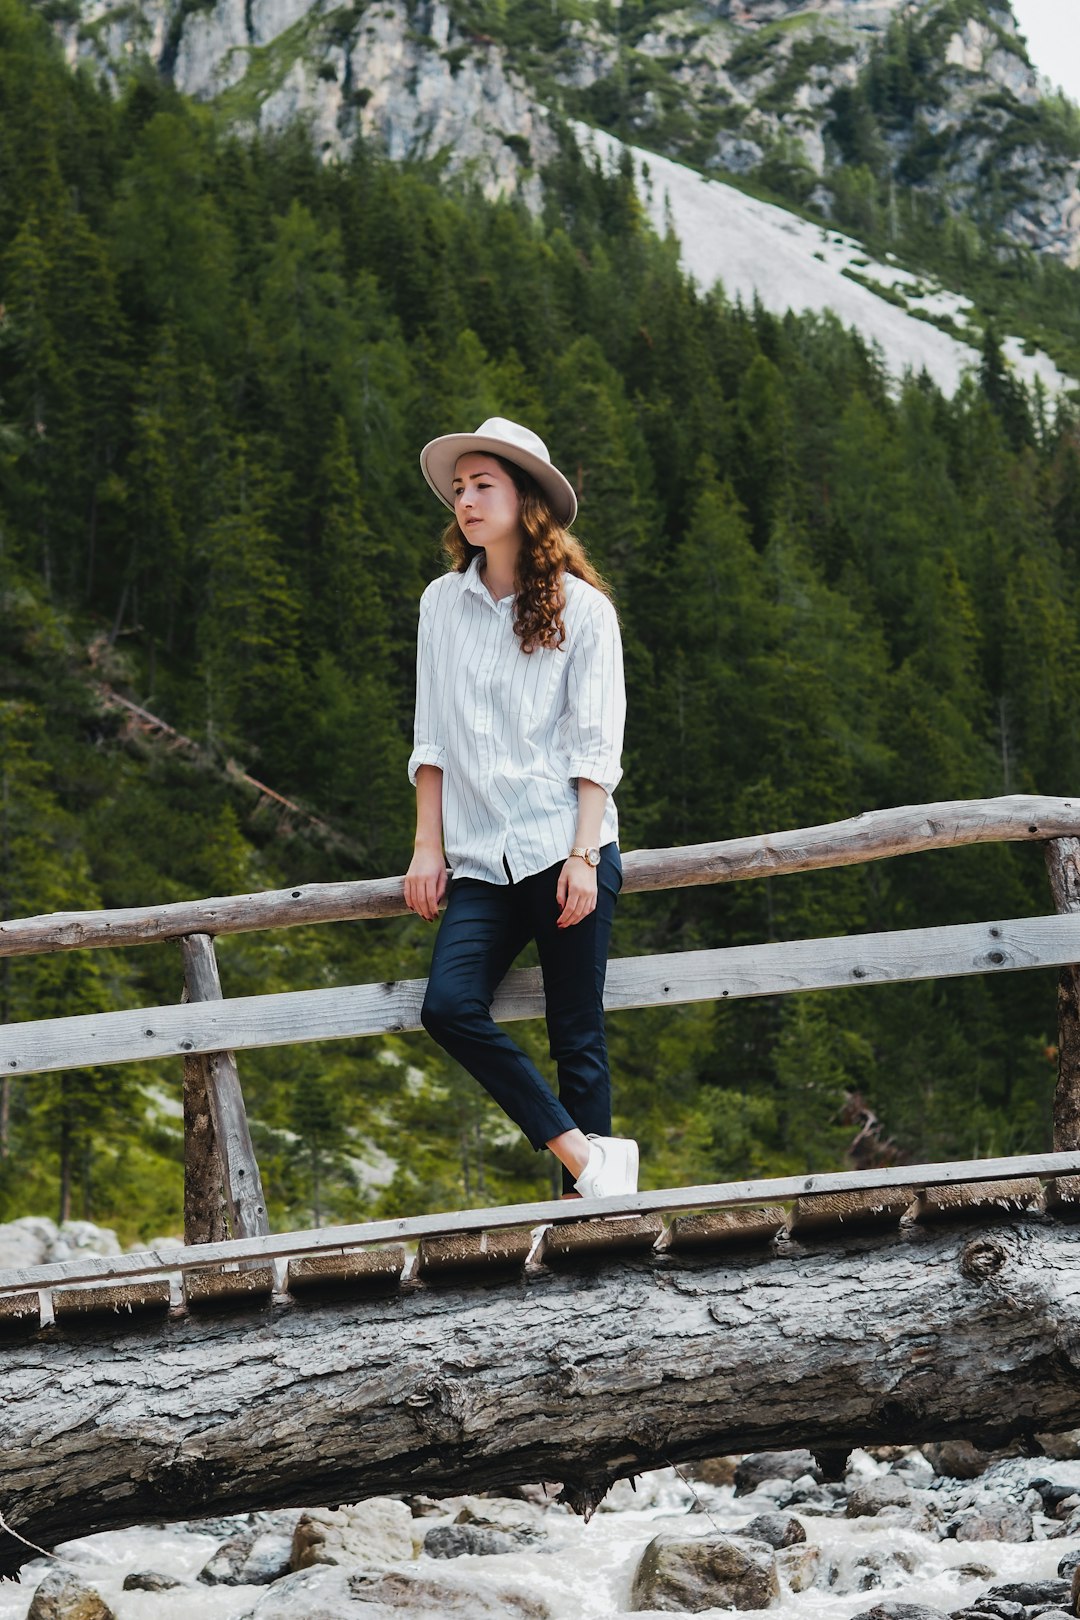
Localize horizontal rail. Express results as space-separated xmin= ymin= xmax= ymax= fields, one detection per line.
xmin=1 ymin=913 xmax=1078 ymax=1080
xmin=1 ymin=1149 xmax=1078 ymax=1294
xmin=0 ymin=795 xmax=1076 ymax=958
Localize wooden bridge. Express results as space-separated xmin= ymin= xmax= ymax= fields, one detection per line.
xmin=2 ymin=793 xmax=1080 ymax=1567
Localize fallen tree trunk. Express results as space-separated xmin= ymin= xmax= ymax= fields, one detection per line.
xmin=3 ymin=1215 xmax=1080 ymax=1572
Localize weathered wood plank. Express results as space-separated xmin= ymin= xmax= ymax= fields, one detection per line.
xmin=4 ymin=1215 xmax=1080 ymax=1568
xmin=183 ymin=1265 xmax=275 ymax=1310
xmin=0 ymin=1292 xmax=40 ymax=1334
xmin=179 ymin=935 xmax=269 ymax=1243
xmin=534 ymin=1214 xmax=664 ymax=1263
xmin=416 ymin=1229 xmax=533 ymax=1279
xmin=286 ymin=1250 xmax=405 ymax=1296
xmin=912 ymin=1178 xmax=1043 ymax=1222
xmin=4 ymin=913 xmax=1080 ymax=1081
xmin=657 ymin=1208 xmax=787 ymax=1251
xmin=4 ymin=1151 xmax=1080 ymax=1295
xmin=52 ymin=1281 xmax=171 ymax=1322
xmin=789 ymin=1187 xmax=915 ymax=1236
xmin=1046 ymin=838 xmax=1080 ymax=1151
xmin=1 ymin=795 xmax=1077 ymax=958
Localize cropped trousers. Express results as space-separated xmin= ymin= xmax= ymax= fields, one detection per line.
xmin=420 ymin=842 xmax=622 ymax=1193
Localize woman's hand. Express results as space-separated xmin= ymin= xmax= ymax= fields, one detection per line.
xmin=556 ymin=857 xmax=597 ymax=927
xmin=404 ymin=844 xmax=448 ymax=922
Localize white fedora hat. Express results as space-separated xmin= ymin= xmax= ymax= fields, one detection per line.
xmin=420 ymin=416 xmax=578 ymax=527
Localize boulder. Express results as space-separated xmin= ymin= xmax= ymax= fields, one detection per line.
xmin=122 ymin=1571 xmax=183 ymax=1591
xmin=247 ymin=1565 xmax=550 ymax=1617
xmin=1035 ymin=1431 xmax=1080 ymax=1460
xmin=735 ymin=1451 xmax=821 ymax=1496
xmin=1058 ymin=1548 xmax=1080 ymax=1579
xmin=350 ymin=1569 xmax=549 ymax=1617
xmin=924 ymin=1442 xmax=999 ymax=1479
xmin=847 ymin=1476 xmax=916 ymax=1517
xmin=423 ymin=1525 xmax=540 ymax=1559
xmin=0 ymin=1217 xmax=57 ymax=1269
xmin=454 ymin=1498 xmax=548 ymax=1536
xmin=742 ymin=1513 xmax=806 ymax=1549
xmin=851 ymin=1605 xmax=950 ymax=1620
xmin=291 ymin=1498 xmax=415 ymax=1570
xmin=982 ymin=1581 xmax=1071 ymax=1607
xmin=951 ymin=1504 xmax=1034 ymax=1543
xmin=970 ymin=1602 xmax=1026 ymax=1620
xmin=776 ymin=1544 xmax=821 ymax=1593
xmin=199 ymin=1517 xmax=297 ymax=1585
xmin=631 ymin=1532 xmax=779 ymax=1612
xmin=27 ymin=1573 xmax=114 ymax=1620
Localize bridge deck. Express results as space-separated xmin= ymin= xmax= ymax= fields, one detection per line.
xmin=2 ymin=1151 xmax=1078 ymax=1335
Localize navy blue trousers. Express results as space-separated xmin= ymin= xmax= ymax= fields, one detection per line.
xmin=420 ymin=843 xmax=622 ymax=1192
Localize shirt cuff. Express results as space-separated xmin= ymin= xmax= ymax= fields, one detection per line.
xmin=408 ymin=745 xmax=446 ymax=787
xmin=568 ymin=758 xmax=622 ymax=796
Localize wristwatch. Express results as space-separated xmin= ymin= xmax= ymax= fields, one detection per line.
xmin=570 ymin=845 xmax=601 ymax=867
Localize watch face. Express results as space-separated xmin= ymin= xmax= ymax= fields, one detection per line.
xmin=587 ymin=847 xmax=601 ymax=866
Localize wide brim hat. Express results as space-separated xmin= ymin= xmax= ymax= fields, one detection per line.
xmin=420 ymin=416 xmax=578 ymax=527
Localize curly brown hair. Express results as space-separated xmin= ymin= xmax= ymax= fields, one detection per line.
xmin=440 ymin=455 xmax=614 ymax=652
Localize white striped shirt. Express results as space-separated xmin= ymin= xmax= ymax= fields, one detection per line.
xmin=408 ymin=554 xmax=625 ymax=885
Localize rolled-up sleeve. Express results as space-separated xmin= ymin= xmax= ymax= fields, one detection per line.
xmin=565 ymin=596 xmax=625 ymax=795
xmin=407 ymin=595 xmax=447 ymax=786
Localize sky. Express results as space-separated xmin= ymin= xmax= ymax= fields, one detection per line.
xmin=1008 ymin=0 xmax=1080 ymax=103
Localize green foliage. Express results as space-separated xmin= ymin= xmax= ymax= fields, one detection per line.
xmin=0 ymin=0 xmax=1077 ymax=1241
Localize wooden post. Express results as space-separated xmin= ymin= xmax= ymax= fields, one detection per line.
xmin=1045 ymin=838 xmax=1080 ymax=1150
xmin=180 ymin=934 xmax=269 ymax=1241
xmin=182 ymin=1012 xmax=228 ymax=1245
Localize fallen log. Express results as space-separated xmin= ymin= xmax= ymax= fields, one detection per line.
xmin=3 ymin=1213 xmax=1080 ymax=1573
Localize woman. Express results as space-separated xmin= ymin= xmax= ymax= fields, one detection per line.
xmin=403 ymin=416 xmax=638 ymax=1201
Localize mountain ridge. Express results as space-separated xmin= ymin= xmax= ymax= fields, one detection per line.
xmin=48 ymin=0 xmax=1080 ymax=270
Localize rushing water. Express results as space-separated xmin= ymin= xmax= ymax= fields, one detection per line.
xmin=3 ymin=1451 xmax=1079 ymax=1619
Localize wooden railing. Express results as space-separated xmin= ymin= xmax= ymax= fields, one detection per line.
xmin=1 ymin=794 xmax=1079 ymax=1258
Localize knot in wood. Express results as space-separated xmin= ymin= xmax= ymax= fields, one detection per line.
xmin=405 ymin=1373 xmax=470 ymax=1444
xmin=960 ymin=1237 xmax=1008 ymax=1281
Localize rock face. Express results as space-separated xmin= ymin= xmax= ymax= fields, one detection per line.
xmin=45 ymin=0 xmax=1080 ymax=262
xmin=630 ymin=1531 xmax=780 ymax=1613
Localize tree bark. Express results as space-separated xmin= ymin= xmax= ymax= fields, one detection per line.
xmin=1046 ymin=839 xmax=1080 ymax=1151
xmin=4 ymin=1216 xmax=1080 ymax=1571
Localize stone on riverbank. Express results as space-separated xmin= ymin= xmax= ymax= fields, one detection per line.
xmin=950 ymin=1504 xmax=1034 ymax=1543
xmin=122 ymin=1571 xmax=182 ymax=1591
xmin=847 ymin=1476 xmax=916 ymax=1516
xmin=243 ymin=1564 xmax=551 ymax=1616
xmin=424 ymin=1524 xmax=541 ymax=1558
xmin=776 ymin=1543 xmax=821 ymax=1591
xmin=199 ymin=1514 xmax=299 ymax=1584
xmin=851 ymin=1603 xmax=950 ymax=1620
xmin=631 ymin=1532 xmax=779 ymax=1612
xmin=27 ymin=1572 xmax=114 ymax=1620
xmin=743 ymin=1512 xmax=806 ymax=1548
xmin=291 ymin=1498 xmax=415 ymax=1570
xmin=735 ymin=1452 xmax=822 ymax=1495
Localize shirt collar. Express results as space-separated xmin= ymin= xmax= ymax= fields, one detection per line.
xmin=462 ymin=552 xmax=514 ymax=607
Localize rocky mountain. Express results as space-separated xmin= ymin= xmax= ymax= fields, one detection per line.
xmin=47 ymin=0 xmax=1080 ymax=269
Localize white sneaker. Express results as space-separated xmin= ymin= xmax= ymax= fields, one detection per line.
xmin=573 ymin=1135 xmax=639 ymax=1200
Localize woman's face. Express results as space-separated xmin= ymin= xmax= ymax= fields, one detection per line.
xmin=451 ymin=454 xmax=524 ymax=548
